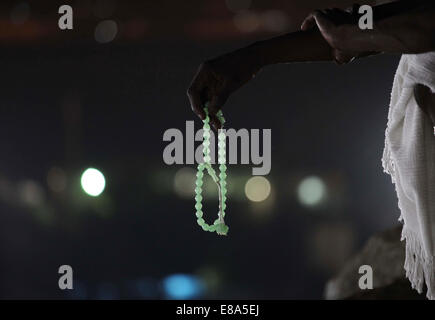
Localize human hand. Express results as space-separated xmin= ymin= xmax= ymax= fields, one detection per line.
xmin=301 ymin=6 xmax=368 ymax=64
xmin=187 ymin=49 xmax=261 ymax=130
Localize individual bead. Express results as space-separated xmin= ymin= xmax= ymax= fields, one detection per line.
xmin=195 ymin=203 xmax=202 ymax=210
xmin=197 ymin=218 xmax=205 ymax=225
xmin=196 ymin=210 xmax=203 ymax=218
xmin=195 ymin=194 xmax=202 ymax=202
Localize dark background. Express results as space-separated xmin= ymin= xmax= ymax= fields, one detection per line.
xmin=0 ymin=0 xmax=400 ymax=299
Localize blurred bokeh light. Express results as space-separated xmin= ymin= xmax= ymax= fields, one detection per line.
xmin=81 ymin=168 xmax=106 ymax=197
xmin=297 ymin=176 xmax=327 ymax=207
xmin=245 ymin=176 xmax=271 ymax=202
xmin=162 ymin=274 xmax=204 ymax=300
xmin=173 ymin=167 xmax=196 ymax=199
xmin=47 ymin=167 xmax=67 ymax=193
xmin=94 ymin=20 xmax=118 ymax=43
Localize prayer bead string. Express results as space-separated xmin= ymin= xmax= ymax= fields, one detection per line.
xmin=195 ymin=106 xmax=229 ymax=236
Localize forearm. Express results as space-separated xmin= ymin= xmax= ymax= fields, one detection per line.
xmin=239 ymin=29 xmax=335 ymax=69
xmin=242 ymin=0 xmax=435 ymax=69
xmin=233 ymin=1 xmax=433 ymax=68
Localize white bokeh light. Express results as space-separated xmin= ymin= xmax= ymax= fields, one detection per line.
xmin=245 ymin=176 xmax=271 ymax=202
xmin=81 ymin=168 xmax=106 ymax=197
xmin=297 ymin=176 xmax=326 ymax=207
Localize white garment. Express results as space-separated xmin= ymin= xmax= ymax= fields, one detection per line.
xmin=382 ymin=52 xmax=435 ymax=299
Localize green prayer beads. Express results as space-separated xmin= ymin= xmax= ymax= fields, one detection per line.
xmin=195 ymin=106 xmax=229 ymax=236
